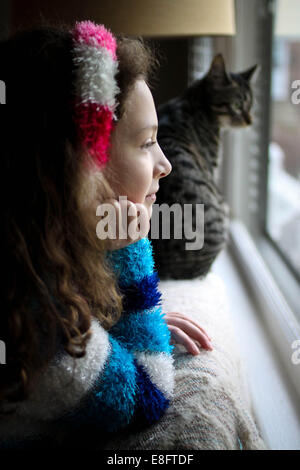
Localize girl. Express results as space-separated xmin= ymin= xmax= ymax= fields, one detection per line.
xmin=0 ymin=20 xmax=212 ymax=448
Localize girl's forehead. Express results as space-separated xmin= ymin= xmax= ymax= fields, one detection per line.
xmin=121 ymin=80 xmax=157 ymax=132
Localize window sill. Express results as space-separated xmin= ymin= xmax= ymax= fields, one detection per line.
xmin=212 ymin=222 xmax=300 ymax=450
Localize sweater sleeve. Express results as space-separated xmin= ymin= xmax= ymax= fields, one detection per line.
xmin=10 ymin=316 xmax=173 ymax=437
xmin=9 ymin=238 xmax=174 ymax=439
xmin=59 ymin=317 xmax=174 ymax=432
xmin=66 ymin=237 xmax=175 ymax=432
xmin=106 ymin=237 xmax=172 ymax=351
xmin=106 ymin=237 xmax=175 ymax=403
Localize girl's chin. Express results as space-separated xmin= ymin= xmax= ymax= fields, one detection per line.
xmin=145 ymin=193 xmax=156 ymax=203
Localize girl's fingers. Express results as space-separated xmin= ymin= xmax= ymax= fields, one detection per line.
xmin=168 ymin=325 xmax=201 ymax=356
xmin=132 ymin=202 xmax=150 ymax=238
xmin=166 ymin=316 xmax=213 ymax=351
xmin=102 ymin=198 xmax=150 ymax=249
xmin=165 ymin=311 xmax=212 ymax=341
xmin=117 ymin=198 xmax=150 ymax=241
xmin=165 ymin=311 xmax=211 ymax=340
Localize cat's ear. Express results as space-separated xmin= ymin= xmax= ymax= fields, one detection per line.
xmin=207 ymin=54 xmax=231 ymax=86
xmin=240 ymin=64 xmax=259 ymax=82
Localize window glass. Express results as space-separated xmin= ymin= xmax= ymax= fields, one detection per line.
xmin=266 ymin=1 xmax=300 ymax=279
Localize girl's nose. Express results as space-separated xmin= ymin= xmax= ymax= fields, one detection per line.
xmin=155 ymin=143 xmax=172 ymax=179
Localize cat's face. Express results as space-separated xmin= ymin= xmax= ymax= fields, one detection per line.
xmin=205 ymin=54 xmax=258 ymax=128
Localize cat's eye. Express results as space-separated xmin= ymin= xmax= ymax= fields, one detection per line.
xmin=232 ymin=101 xmax=242 ymax=111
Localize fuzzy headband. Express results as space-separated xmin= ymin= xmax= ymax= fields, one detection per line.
xmin=70 ymin=20 xmax=120 ymax=167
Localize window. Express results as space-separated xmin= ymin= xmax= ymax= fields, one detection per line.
xmin=201 ymin=0 xmax=300 ymax=321
xmin=267 ymin=5 xmax=300 ymax=282
xmin=188 ymin=0 xmax=300 ymax=442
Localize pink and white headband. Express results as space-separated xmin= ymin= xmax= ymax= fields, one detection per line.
xmin=70 ymin=20 xmax=120 ymax=167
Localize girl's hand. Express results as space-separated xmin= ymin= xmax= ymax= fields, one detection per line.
xmin=164 ymin=311 xmax=213 ymax=355
xmin=97 ymin=197 xmax=151 ymax=250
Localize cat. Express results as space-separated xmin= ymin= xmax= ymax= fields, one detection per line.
xmin=150 ymin=53 xmax=257 ymax=280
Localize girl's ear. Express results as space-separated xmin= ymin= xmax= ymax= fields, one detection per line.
xmin=207 ymin=54 xmax=231 ymax=86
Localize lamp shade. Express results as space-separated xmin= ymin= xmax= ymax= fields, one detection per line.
xmin=75 ymin=0 xmax=236 ymax=37
xmin=275 ymin=0 xmax=300 ymax=37
xmin=12 ymin=0 xmax=235 ymax=37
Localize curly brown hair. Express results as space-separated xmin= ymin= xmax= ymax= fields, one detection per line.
xmin=0 ymin=19 xmax=160 ymax=407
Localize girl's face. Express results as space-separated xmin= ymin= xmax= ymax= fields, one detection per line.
xmin=104 ymin=79 xmax=172 ymax=217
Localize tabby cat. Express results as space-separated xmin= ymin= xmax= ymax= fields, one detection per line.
xmin=150 ymin=54 xmax=257 ymax=279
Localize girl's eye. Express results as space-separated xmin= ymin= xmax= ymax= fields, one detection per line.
xmin=142 ymin=140 xmax=157 ymax=149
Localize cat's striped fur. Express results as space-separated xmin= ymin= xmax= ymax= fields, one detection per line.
xmin=151 ymin=54 xmax=257 ymax=279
